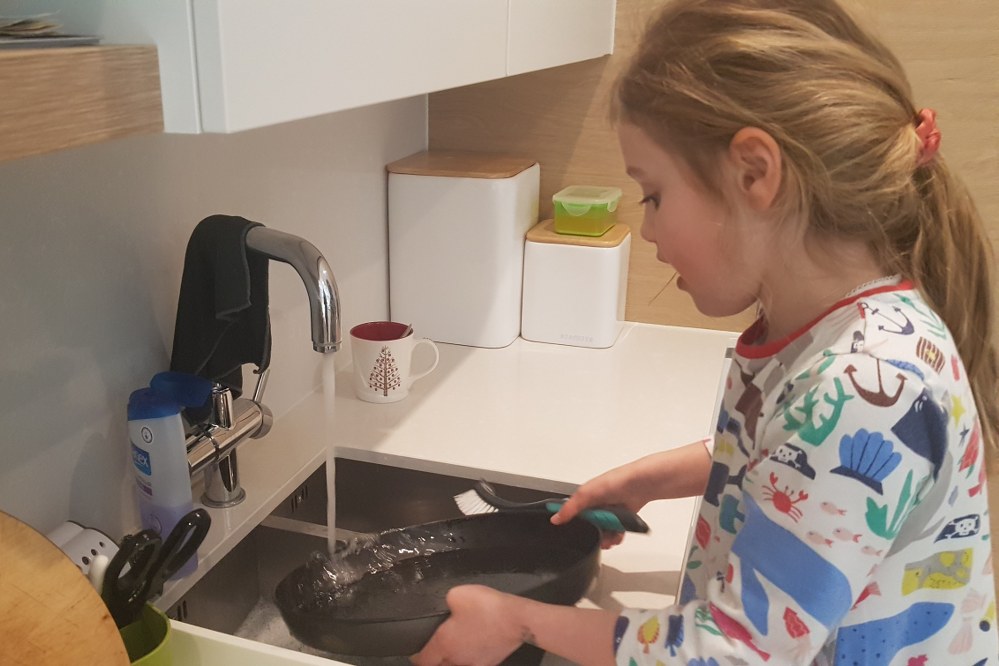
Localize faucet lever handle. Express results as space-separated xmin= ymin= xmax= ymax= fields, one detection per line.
xmin=251 ymin=367 xmax=270 ymax=404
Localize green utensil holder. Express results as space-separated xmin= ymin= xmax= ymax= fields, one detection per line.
xmin=119 ymin=604 xmax=172 ymax=665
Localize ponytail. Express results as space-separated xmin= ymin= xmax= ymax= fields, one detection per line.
xmin=905 ymin=155 xmax=999 ymax=464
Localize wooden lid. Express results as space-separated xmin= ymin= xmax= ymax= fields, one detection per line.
xmin=386 ymin=151 xmax=537 ymax=179
xmin=0 ymin=511 xmax=129 ymax=665
xmin=526 ymin=219 xmax=631 ymax=248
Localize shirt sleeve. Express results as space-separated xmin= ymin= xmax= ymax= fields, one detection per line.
xmin=612 ymin=352 xmax=942 ymax=665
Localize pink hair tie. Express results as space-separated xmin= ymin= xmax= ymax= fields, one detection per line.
xmin=914 ymin=108 xmax=941 ymax=167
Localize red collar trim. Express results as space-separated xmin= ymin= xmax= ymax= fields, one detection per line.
xmin=736 ymin=280 xmax=915 ymax=359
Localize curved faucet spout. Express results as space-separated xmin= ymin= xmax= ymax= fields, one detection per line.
xmin=245 ymin=226 xmax=341 ymax=353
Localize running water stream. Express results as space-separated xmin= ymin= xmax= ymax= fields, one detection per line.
xmin=322 ymin=354 xmax=338 ymax=555
xmin=291 ymin=357 xmax=466 ymax=610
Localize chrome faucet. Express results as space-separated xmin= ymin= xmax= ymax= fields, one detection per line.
xmin=186 ymin=227 xmax=341 ymax=507
xmin=246 ymin=226 xmax=342 ymax=353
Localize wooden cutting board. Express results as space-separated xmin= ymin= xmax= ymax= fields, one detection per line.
xmin=0 ymin=510 xmax=129 ymax=665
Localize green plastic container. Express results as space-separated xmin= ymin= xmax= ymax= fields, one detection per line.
xmin=552 ymin=185 xmax=622 ymax=237
xmin=120 ymin=604 xmax=172 ymax=665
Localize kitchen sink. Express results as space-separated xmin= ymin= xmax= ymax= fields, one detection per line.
xmin=166 ymin=459 xmax=561 ymax=665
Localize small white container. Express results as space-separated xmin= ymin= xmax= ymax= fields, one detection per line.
xmin=387 ymin=151 xmax=540 ymax=348
xmin=521 ymin=219 xmax=631 ymax=348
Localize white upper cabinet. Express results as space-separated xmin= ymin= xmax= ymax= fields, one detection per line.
xmin=507 ymin=0 xmax=616 ymax=77
xmin=191 ymin=1 xmax=511 ymax=133
xmin=38 ymin=0 xmax=615 ymax=134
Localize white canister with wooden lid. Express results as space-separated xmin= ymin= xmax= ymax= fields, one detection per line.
xmin=387 ymin=151 xmax=539 ymax=348
xmin=521 ymin=219 xmax=631 ymax=349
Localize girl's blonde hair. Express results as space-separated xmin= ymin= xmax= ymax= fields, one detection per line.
xmin=614 ymin=0 xmax=998 ymax=458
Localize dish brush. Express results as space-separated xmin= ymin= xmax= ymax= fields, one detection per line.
xmin=454 ymin=480 xmax=649 ymax=533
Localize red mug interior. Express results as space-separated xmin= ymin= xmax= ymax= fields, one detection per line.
xmin=350 ymin=321 xmax=411 ymax=342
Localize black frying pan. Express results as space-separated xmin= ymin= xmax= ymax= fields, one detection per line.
xmin=275 ymin=512 xmax=601 ymax=657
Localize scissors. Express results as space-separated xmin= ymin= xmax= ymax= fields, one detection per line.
xmin=102 ymin=508 xmax=211 ymax=627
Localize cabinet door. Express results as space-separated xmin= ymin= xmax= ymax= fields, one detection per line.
xmin=507 ymin=0 xmax=615 ymax=76
xmin=193 ymin=0 xmax=508 ymax=133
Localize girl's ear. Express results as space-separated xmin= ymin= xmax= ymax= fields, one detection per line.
xmin=728 ymin=127 xmax=782 ymax=211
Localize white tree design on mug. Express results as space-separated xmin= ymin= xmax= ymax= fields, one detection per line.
xmin=368 ymin=346 xmax=402 ymax=396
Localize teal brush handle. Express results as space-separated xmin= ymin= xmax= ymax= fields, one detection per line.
xmin=544 ymin=501 xmax=650 ymax=533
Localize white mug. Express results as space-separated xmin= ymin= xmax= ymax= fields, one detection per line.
xmin=350 ymin=321 xmax=440 ymax=403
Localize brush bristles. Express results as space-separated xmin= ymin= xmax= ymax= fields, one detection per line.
xmin=454 ymin=489 xmax=498 ymax=516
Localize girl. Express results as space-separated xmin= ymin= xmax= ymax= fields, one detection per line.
xmin=413 ymin=0 xmax=998 ymax=664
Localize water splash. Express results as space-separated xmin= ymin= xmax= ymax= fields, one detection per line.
xmin=291 ymin=530 xmax=461 ymax=612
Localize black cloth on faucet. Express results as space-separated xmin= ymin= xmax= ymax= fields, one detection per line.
xmin=170 ymin=214 xmax=271 ymax=400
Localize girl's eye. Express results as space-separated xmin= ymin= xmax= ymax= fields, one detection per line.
xmin=639 ymin=194 xmax=660 ymax=208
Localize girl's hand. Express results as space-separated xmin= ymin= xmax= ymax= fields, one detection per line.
xmin=551 ymin=441 xmax=713 ymax=548
xmin=412 ymin=585 xmax=524 ymax=666
xmin=551 ymin=463 xmax=648 ymax=549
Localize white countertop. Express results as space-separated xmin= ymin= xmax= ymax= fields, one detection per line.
xmin=331 ymin=323 xmax=733 ymax=492
xmin=159 ymin=323 xmax=736 ymax=664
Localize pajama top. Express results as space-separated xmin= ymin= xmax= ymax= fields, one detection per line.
xmin=614 ymin=282 xmax=997 ymax=665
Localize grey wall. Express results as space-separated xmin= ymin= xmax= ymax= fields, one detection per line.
xmin=0 ymin=98 xmax=426 ymax=537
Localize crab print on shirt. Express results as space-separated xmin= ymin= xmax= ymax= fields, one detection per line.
xmin=614 ymin=284 xmax=997 ymax=665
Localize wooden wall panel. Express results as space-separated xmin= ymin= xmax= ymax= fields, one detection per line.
xmin=431 ymin=0 xmax=999 ymax=602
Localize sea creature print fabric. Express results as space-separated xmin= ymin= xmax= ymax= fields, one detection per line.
xmin=614 ymin=285 xmax=997 ymax=665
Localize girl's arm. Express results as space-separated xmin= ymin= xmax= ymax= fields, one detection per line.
xmin=412 ymin=585 xmax=619 ymax=666
xmin=552 ymin=439 xmax=713 ymax=527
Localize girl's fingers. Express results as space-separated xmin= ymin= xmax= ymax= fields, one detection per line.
xmin=551 ymin=491 xmax=589 ymax=525
xmin=550 ymin=503 xmax=574 ymax=525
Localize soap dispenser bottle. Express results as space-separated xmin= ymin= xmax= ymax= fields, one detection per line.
xmin=127 ymin=372 xmax=211 ymax=543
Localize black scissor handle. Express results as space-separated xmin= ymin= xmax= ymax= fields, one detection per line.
xmin=146 ymin=508 xmax=212 ymax=598
xmin=101 ymin=529 xmax=162 ymax=627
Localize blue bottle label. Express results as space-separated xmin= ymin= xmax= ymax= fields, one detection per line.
xmin=131 ymin=441 xmax=152 ymax=476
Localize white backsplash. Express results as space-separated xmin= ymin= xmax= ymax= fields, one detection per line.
xmin=0 ymin=97 xmax=426 ymax=538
